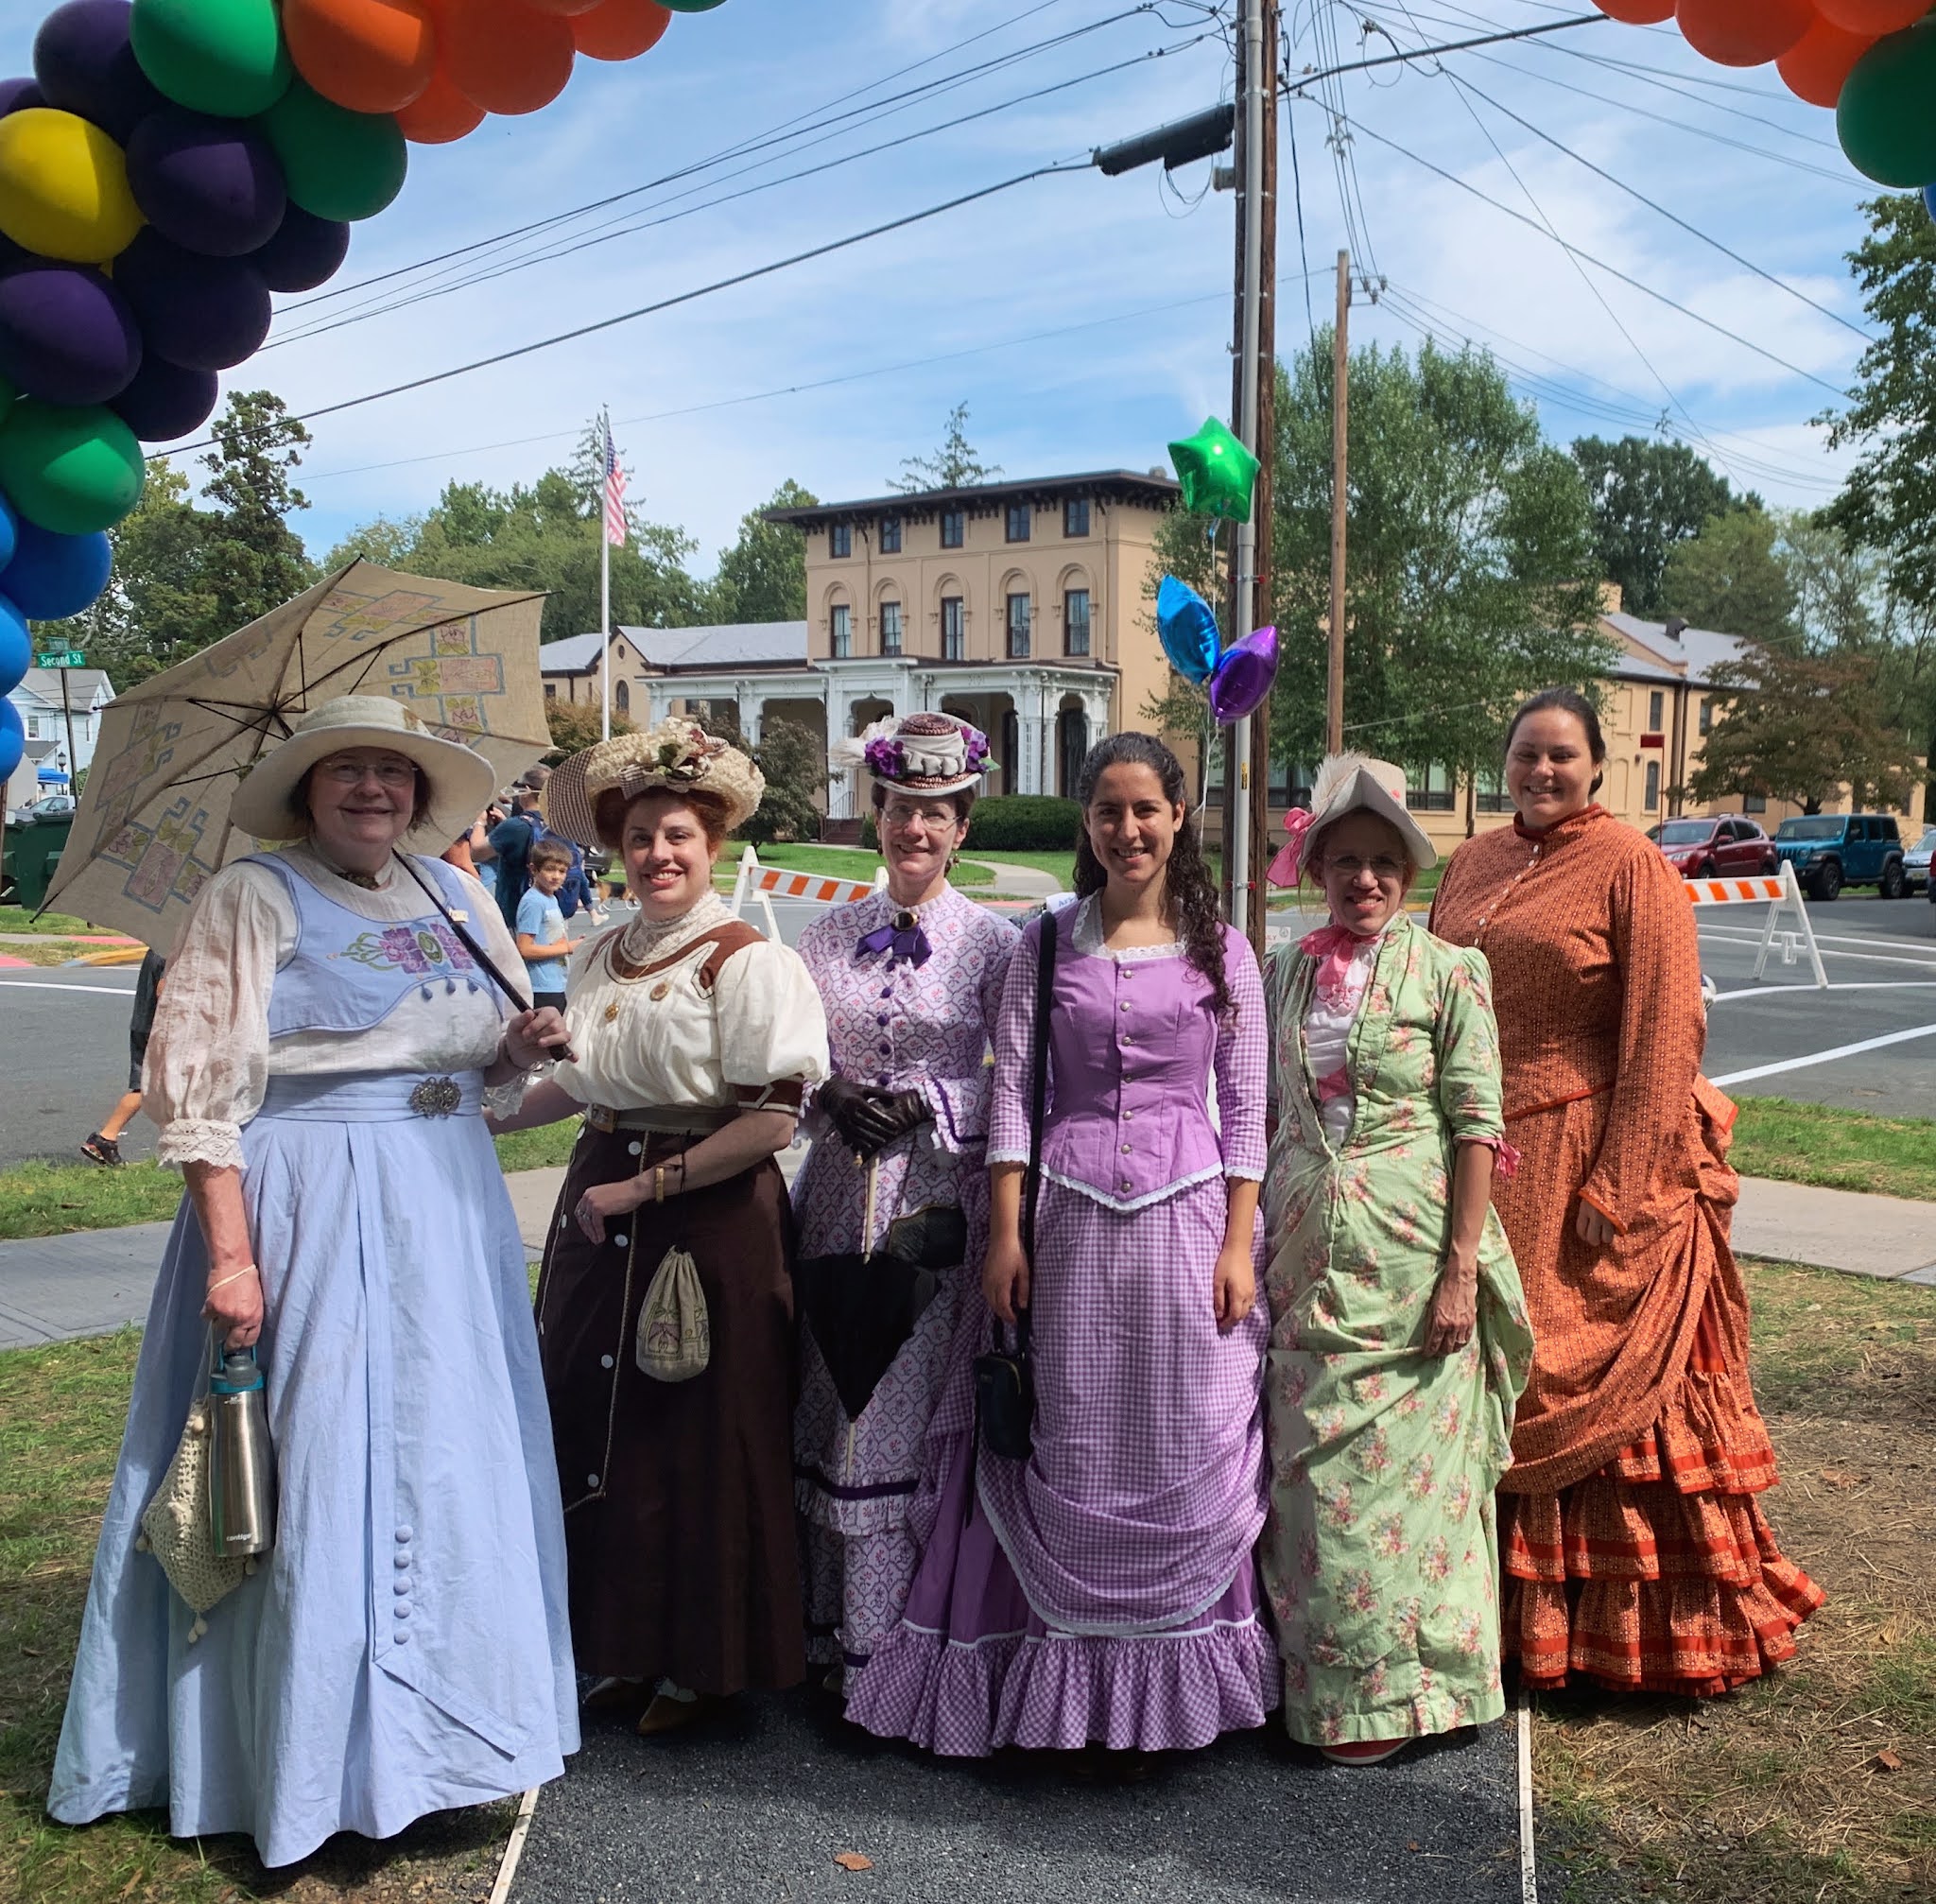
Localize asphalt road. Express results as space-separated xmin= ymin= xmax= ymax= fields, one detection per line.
xmin=510 ymin=1692 xmax=1524 ymax=1904
xmin=0 ymin=965 xmax=146 ymax=1169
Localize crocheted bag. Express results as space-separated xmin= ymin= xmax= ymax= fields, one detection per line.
xmin=635 ymin=1244 xmax=709 ymax=1382
xmin=134 ymin=1344 xmax=255 ymax=1640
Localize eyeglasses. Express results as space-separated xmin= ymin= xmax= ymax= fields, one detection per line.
xmin=881 ymin=803 xmax=959 ymax=832
xmin=317 ymin=760 xmax=417 ymax=788
xmin=1325 ymin=854 xmax=1407 ymax=880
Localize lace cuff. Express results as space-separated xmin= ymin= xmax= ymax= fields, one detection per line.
xmin=483 ymin=1073 xmax=533 ymax=1121
xmin=157 ymin=1118 xmax=246 ymax=1173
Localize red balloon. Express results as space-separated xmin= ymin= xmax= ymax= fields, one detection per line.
xmin=525 ymin=0 xmax=605 ymax=14
xmin=1676 ymin=0 xmax=1816 ymax=66
xmin=439 ymin=0 xmax=574 ymax=113
xmin=394 ymin=61 xmax=483 ymax=141
xmin=285 ymin=0 xmax=439 ymax=115
xmin=569 ymin=0 xmax=670 ymax=62
xmin=1815 ymin=0 xmax=1930 ymax=32
xmin=1778 ymin=13 xmax=1877 ymax=106
xmin=1594 ymin=0 xmax=1675 ymax=21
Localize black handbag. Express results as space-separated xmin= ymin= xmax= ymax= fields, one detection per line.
xmin=973 ymin=906 xmax=1056 ymax=1463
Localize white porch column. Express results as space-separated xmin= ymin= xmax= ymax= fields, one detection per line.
xmin=735 ymin=679 xmax=763 ymax=747
xmin=646 ymin=680 xmax=677 ymax=724
xmin=1014 ymin=680 xmax=1046 ymax=796
xmin=827 ymin=692 xmax=857 ymax=819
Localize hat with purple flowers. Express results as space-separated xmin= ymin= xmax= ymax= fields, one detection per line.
xmin=830 ymin=710 xmax=994 ymax=799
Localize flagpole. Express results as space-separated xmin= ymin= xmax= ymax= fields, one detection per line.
xmin=599 ymin=406 xmax=613 ymax=742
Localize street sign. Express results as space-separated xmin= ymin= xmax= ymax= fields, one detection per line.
xmin=35 ymin=649 xmax=85 ymax=668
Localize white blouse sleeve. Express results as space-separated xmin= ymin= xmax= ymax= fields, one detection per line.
xmin=144 ymin=862 xmax=291 ymax=1172
xmin=714 ymin=939 xmax=830 ymax=1114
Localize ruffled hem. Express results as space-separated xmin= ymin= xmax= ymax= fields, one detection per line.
xmin=1500 ymin=1481 xmax=1824 ymax=1697
xmin=794 ymin=1472 xmax=915 ymax=1538
xmin=155 ymin=1118 xmax=245 ymax=1173
xmin=848 ymin=1614 xmax=1280 ymax=1757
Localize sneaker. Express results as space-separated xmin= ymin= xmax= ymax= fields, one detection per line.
xmin=80 ymin=1133 xmax=124 ymax=1168
xmin=1321 ymin=1738 xmax=1409 ymax=1766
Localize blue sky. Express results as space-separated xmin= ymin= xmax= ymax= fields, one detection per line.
xmin=0 ymin=0 xmax=1882 ymax=580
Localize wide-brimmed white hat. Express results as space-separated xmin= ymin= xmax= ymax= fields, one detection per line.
xmin=829 ymin=711 xmax=993 ymax=799
xmin=230 ymin=694 xmax=498 ymax=846
xmin=1267 ymin=752 xmax=1438 ymax=887
xmin=543 ymin=718 xmax=766 ymax=847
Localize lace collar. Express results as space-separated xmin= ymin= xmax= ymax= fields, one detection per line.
xmin=1071 ymin=892 xmax=1183 ymax=964
xmin=617 ymin=890 xmax=732 ymax=964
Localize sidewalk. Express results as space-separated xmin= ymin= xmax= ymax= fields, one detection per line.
xmin=0 ymin=1163 xmax=1927 ymax=1352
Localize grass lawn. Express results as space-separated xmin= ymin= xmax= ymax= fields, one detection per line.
xmin=0 ymin=941 xmax=107 ymax=968
xmin=0 ymin=908 xmax=101 ymax=937
xmin=715 ymin=841 xmax=998 ymax=889
xmin=1536 ymin=1257 xmax=1936 ymax=1904
xmin=1730 ymin=1095 xmax=1936 ymax=1203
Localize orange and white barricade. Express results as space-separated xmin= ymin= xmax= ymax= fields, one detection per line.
xmin=728 ymin=844 xmax=885 ymax=939
xmin=1683 ymin=859 xmax=1826 ymax=989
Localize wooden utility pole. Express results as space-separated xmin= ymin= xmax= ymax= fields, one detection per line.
xmin=1327 ymin=248 xmax=1349 ymax=755
xmin=1246 ymin=5 xmax=1276 ymax=956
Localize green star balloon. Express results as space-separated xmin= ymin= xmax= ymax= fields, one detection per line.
xmin=1167 ymin=415 xmax=1259 ymax=521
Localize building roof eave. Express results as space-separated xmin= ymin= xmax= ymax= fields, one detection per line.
xmin=765 ymin=468 xmax=1181 ymax=529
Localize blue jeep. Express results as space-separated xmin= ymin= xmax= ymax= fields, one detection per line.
xmin=1772 ymin=813 xmax=1905 ymax=900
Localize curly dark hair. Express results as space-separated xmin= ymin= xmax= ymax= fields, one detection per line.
xmin=1072 ymin=731 xmax=1231 ymax=1018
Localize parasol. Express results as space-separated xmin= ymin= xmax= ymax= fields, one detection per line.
xmin=42 ymin=560 xmax=548 ymax=952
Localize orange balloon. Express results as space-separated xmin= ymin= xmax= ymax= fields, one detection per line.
xmin=1594 ymin=0 xmax=1674 ymax=21
xmin=569 ymin=0 xmax=671 ymax=62
xmin=1815 ymin=0 xmax=1930 ymax=31
xmin=285 ymin=0 xmax=439 ymax=115
xmin=395 ymin=62 xmax=485 ymax=142
xmin=441 ymin=0 xmax=575 ymax=114
xmin=1676 ymin=0 xmax=1815 ymax=66
xmin=1777 ymin=13 xmax=1877 ymax=106
xmin=525 ymin=0 xmax=606 ymax=14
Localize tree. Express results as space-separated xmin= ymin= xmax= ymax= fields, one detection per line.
xmin=199 ymin=390 xmax=317 ymax=637
xmin=544 ymin=696 xmax=634 ymax=762
xmin=73 ymin=465 xmax=218 ymax=689
xmin=1570 ymin=435 xmax=1755 ymax=618
xmin=710 ymin=479 xmax=817 ymax=623
xmin=1660 ymin=508 xmax=1799 ymax=646
xmin=320 ymin=511 xmax=424 ymax=573
xmin=740 ymin=717 xmax=826 ymax=844
xmin=1244 ymin=335 xmax=1612 ymax=798
xmin=889 ymin=402 xmax=1002 ymax=493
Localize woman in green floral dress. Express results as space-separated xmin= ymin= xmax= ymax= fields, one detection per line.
xmin=1259 ymin=756 xmax=1533 ymax=1765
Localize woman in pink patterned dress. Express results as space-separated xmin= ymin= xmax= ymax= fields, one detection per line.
xmin=793 ymin=714 xmax=1017 ymax=1692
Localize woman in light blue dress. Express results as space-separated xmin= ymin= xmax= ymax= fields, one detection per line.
xmin=48 ymin=697 xmax=579 ymax=1868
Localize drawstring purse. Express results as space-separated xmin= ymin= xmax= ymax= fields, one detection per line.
xmin=636 ymin=1243 xmax=710 ymax=1381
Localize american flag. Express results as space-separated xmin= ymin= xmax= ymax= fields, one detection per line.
xmin=602 ymin=424 xmax=627 ymax=547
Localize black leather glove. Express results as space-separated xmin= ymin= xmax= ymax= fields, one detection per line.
xmin=849 ymin=1088 xmax=932 ymax=1158
xmin=818 ymin=1078 xmax=888 ymax=1157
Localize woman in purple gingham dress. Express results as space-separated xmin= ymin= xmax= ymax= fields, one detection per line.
xmin=847 ymin=734 xmax=1277 ymax=1756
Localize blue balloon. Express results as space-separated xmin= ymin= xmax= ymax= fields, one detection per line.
xmin=0 ymin=593 xmax=28 ymax=697
xmin=2 ymin=517 xmax=112 ymax=620
xmin=0 ymin=491 xmax=15 ymax=574
xmin=0 ymin=693 xmax=24 ymax=781
xmin=1156 ymin=574 xmax=1220 ymax=685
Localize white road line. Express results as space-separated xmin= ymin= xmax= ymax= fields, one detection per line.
xmin=1700 ymin=922 xmax=1936 ymax=959
xmin=1518 ymin=1696 xmax=1538 ymax=1904
xmin=1712 ymin=981 xmax=1936 ymax=1002
xmin=0 ymin=979 xmax=138 ymax=995
xmin=1698 ymin=929 xmax=1936 ymax=973
xmin=488 ymin=1786 xmax=540 ymax=1904
xmin=1709 ymin=1021 xmax=1936 ymax=1086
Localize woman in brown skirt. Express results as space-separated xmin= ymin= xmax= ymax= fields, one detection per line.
xmin=494 ymin=720 xmax=829 ymax=1734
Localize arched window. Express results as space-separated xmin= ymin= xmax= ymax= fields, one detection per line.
xmin=614 ymin=679 xmax=631 ymax=715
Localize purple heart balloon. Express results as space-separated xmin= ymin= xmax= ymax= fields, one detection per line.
xmin=127 ymin=106 xmax=287 ymax=258
xmin=33 ymin=0 xmax=163 ymax=144
xmin=0 ymin=261 xmax=142 ymax=406
xmin=1207 ymin=623 xmax=1279 ymax=724
xmin=114 ymin=228 xmax=270 ymax=372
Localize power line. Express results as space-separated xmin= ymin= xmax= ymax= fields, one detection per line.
xmin=1281 ymin=8 xmax=1603 ymax=89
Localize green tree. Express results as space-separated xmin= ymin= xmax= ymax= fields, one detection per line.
xmin=1570 ymin=435 xmax=1754 ymax=618
xmin=1660 ymin=509 xmax=1800 ymax=646
xmin=74 ymin=465 xmax=218 ymax=689
xmin=1239 ymin=335 xmax=1611 ymax=799
xmin=890 ymin=402 xmax=1002 ymax=493
xmin=711 ymin=479 xmax=817 ymax=623
xmin=199 ymin=390 xmax=317 ymax=636
xmin=740 ymin=717 xmax=827 ymax=844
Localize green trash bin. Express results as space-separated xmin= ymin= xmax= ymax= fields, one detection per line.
xmin=2 ymin=814 xmax=75 ymax=911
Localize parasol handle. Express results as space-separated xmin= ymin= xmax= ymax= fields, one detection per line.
xmin=862 ymin=1157 xmax=879 ymax=1254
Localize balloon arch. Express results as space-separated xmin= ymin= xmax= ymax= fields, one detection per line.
xmin=0 ymin=0 xmax=1930 ymax=785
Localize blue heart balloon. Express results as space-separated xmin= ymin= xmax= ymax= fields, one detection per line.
xmin=1156 ymin=574 xmax=1219 ymax=685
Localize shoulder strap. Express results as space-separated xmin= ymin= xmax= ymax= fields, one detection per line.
xmin=1017 ymin=909 xmax=1058 ymax=1344
xmin=390 ymin=850 xmax=531 ymax=1014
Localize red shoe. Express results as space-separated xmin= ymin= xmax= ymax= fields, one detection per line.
xmin=1321 ymin=1738 xmax=1409 ymax=1766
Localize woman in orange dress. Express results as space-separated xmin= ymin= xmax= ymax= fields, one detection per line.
xmin=1431 ymin=687 xmax=1822 ymax=1696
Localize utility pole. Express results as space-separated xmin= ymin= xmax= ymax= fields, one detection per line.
xmin=1223 ymin=0 xmax=1277 ymax=953
xmin=58 ymin=663 xmax=78 ymax=792
xmin=1328 ymin=248 xmax=1349 ymax=755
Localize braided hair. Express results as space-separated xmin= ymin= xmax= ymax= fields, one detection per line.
xmin=1072 ymin=731 xmax=1232 ymax=1019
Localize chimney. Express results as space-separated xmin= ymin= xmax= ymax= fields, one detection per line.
xmin=1663 ymin=616 xmax=1688 ymax=643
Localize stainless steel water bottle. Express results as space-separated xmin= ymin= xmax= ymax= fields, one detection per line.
xmin=208 ymin=1345 xmax=275 ymax=1558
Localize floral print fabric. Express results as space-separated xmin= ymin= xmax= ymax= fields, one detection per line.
xmin=1259 ymin=916 xmax=1534 ymax=1745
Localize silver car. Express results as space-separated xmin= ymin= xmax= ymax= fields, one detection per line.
xmin=1906 ymin=826 xmax=1936 ymax=894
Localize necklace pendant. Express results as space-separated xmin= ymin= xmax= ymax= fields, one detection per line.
xmin=603 ymin=1001 xmax=620 ymax=1023
xmin=648 ymin=980 xmax=671 ymax=1001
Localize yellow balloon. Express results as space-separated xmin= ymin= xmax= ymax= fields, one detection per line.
xmin=0 ymin=109 xmax=144 ymax=266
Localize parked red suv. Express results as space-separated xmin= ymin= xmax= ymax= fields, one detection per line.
xmin=1648 ymin=815 xmax=1778 ymax=878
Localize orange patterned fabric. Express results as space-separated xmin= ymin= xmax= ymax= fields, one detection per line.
xmin=1432 ymin=805 xmax=1822 ymax=1694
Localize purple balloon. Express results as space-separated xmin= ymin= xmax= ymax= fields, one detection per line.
xmin=110 ymin=347 xmax=217 ymax=441
xmin=249 ymin=204 xmax=350 ymax=294
xmin=0 ymin=261 xmax=141 ymax=406
xmin=127 ymin=107 xmax=286 ymax=258
xmin=0 ymin=78 xmax=45 ymax=116
xmin=1207 ymin=623 xmax=1279 ymax=725
xmin=33 ymin=0 xmax=163 ymax=144
xmin=114 ymin=228 xmax=270 ymax=372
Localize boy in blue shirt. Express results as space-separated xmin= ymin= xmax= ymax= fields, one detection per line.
xmin=515 ymin=839 xmax=574 ymax=1013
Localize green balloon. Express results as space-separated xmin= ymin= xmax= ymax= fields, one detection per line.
xmin=661 ymin=1 xmax=730 ymax=10
xmin=1167 ymin=415 xmax=1260 ymax=521
xmin=257 ymin=81 xmax=406 ymax=224
xmin=1838 ymin=21 xmax=1936 ymax=191
xmin=0 ymin=399 xmax=145 ymax=536
xmin=131 ymin=0 xmax=291 ymax=119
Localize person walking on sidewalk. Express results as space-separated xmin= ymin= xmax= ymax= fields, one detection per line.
xmin=1257 ymin=755 xmax=1531 ymax=1766
xmin=1430 ymin=687 xmax=1823 ymax=1696
xmin=848 ymin=733 xmax=1277 ymax=1759
xmin=479 ymin=766 xmax=550 ymax=935
xmin=496 ymin=721 xmax=828 ymax=1738
xmin=48 ymin=696 xmax=579 ymax=1869
xmin=792 ymin=714 xmax=1016 ymax=1693
xmin=516 ymin=839 xmax=575 ymax=1014
xmin=79 ymin=950 xmax=166 ymax=1167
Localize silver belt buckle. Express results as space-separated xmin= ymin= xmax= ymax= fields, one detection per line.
xmin=409 ymin=1076 xmax=462 ymax=1118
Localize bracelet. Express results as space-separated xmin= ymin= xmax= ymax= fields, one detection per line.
xmin=206 ymin=1265 xmax=259 ymax=1294
xmin=654 ymin=1165 xmax=666 ymax=1204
